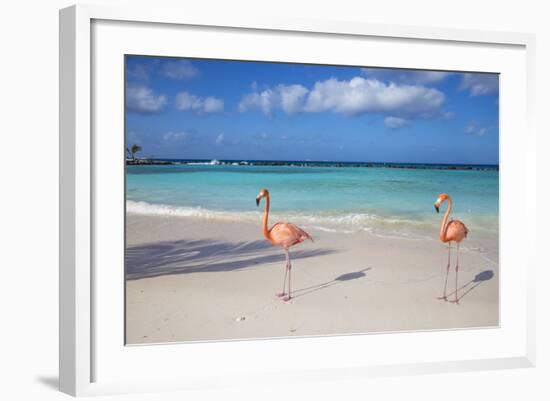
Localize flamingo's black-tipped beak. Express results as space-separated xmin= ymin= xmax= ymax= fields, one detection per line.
xmin=434 ymin=204 xmax=440 ymax=213
xmin=256 ymin=197 xmax=260 ymax=207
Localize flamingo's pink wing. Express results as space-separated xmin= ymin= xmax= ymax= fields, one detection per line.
xmin=269 ymin=222 xmax=313 ymax=248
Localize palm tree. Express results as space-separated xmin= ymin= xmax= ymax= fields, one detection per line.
xmin=127 ymin=144 xmax=142 ymax=161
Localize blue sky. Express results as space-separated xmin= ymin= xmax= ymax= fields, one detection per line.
xmin=125 ymin=55 xmax=499 ymax=164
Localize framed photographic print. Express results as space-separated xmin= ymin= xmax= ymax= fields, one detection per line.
xmin=124 ymin=55 xmax=500 ymax=344
xmin=60 ymin=4 xmax=536 ymax=396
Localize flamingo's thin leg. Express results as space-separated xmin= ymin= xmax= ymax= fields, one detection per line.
xmin=438 ymin=242 xmax=451 ymax=301
xmin=283 ymin=249 xmax=292 ymax=302
xmin=452 ymin=243 xmax=460 ymax=304
xmin=281 ymin=266 xmax=288 ymax=295
xmin=277 ymin=250 xmax=289 ymax=298
xmin=287 ymin=252 xmax=292 ymax=301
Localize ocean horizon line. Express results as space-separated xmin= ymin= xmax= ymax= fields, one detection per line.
xmin=126 ymin=158 xmax=499 ymax=170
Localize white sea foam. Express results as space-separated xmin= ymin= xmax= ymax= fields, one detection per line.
xmin=127 ymin=200 xmax=499 ymax=244
xmin=185 ymin=159 xmax=222 ymax=166
xmin=309 ymin=225 xmax=356 ymax=234
xmin=127 ymin=200 xmax=258 ymax=222
xmin=126 ymin=200 xmax=447 ymax=239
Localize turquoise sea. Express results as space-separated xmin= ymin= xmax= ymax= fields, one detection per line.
xmin=126 ymin=160 xmax=499 ymax=239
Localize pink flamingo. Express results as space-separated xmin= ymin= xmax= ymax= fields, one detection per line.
xmin=256 ymin=188 xmax=313 ymax=302
xmin=434 ymin=193 xmax=469 ymax=304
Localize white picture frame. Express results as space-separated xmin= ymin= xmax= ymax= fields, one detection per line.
xmin=59 ymin=3 xmax=536 ymax=397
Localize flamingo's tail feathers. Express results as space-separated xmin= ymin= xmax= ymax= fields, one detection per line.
xmin=298 ymin=229 xmax=313 ymax=243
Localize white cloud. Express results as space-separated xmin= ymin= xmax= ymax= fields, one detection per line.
xmin=126 ymin=84 xmax=167 ymax=114
xmin=239 ymin=77 xmax=445 ymax=119
xmin=238 ymin=84 xmax=308 ymax=116
xmin=238 ymin=89 xmax=275 ymax=116
xmin=160 ymin=60 xmax=199 ymax=80
xmin=460 ymin=73 xmax=498 ymax=96
xmin=304 ymin=77 xmax=445 ymax=116
xmin=175 ymin=91 xmax=224 ymax=114
xmin=202 ymin=97 xmax=224 ymax=113
xmin=279 ymin=85 xmax=309 ymax=114
xmin=360 ymin=68 xmax=451 ymax=85
xmin=215 ymin=133 xmax=224 ymax=145
xmin=384 ymin=116 xmax=409 ymax=129
xmin=163 ymin=131 xmax=190 ymax=142
xmin=464 ymin=122 xmax=491 ymax=136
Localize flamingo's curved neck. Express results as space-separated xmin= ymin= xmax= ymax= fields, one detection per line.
xmin=262 ymin=195 xmax=271 ymax=241
xmin=439 ymin=197 xmax=452 ymax=242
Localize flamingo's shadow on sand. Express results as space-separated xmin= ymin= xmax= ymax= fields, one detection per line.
xmin=126 ymin=239 xmax=336 ymax=280
xmin=446 ymin=270 xmax=495 ymax=302
xmin=291 ymin=267 xmax=373 ymax=299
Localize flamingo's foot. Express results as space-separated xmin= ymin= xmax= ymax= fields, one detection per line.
xmin=276 ymin=292 xmax=286 ymax=298
xmin=282 ymin=295 xmax=292 ymax=302
xmin=450 ymin=299 xmax=460 ymax=305
xmin=437 ymin=295 xmax=448 ymax=301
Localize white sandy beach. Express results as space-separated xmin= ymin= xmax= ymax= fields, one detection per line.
xmin=125 ymin=214 xmax=499 ymax=344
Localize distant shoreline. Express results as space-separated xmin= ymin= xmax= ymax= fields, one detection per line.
xmin=126 ymin=158 xmax=499 ymax=171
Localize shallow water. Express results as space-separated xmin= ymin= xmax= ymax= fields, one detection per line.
xmin=126 ymin=162 xmax=498 ymax=238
